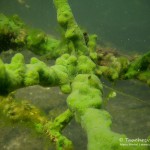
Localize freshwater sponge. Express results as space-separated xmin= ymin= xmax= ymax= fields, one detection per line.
xmin=5 ymin=53 xmax=25 ymax=90
xmin=67 ymin=74 xmax=103 ymax=121
xmin=0 ymin=59 xmax=7 ymax=92
xmin=55 ymin=53 xmax=77 ymax=78
xmin=81 ymin=108 xmax=124 ymax=150
xmin=77 ymin=55 xmax=96 ymax=74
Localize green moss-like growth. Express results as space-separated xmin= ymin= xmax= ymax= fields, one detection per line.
xmin=67 ymin=74 xmax=103 ymax=122
xmin=0 ymin=14 xmax=63 ymax=58
xmin=81 ymin=108 xmax=146 ymax=150
xmin=77 ymin=55 xmax=96 ymax=74
xmin=137 ymin=71 xmax=150 ymax=86
xmin=26 ymin=29 xmax=60 ymax=57
xmin=96 ymin=48 xmax=150 ymax=84
xmin=96 ymin=53 xmax=129 ymax=81
xmin=55 ymin=53 xmax=77 ymax=78
xmin=0 ymin=59 xmax=7 ymax=93
xmin=0 ymin=96 xmax=73 ymax=150
xmin=53 ymin=0 xmax=88 ymax=55
xmin=55 ymin=53 xmax=79 ymax=93
xmin=0 ymin=14 xmax=26 ymax=51
xmin=0 ymin=53 xmax=72 ymax=94
xmin=81 ymin=109 xmax=123 ymax=150
xmin=125 ymin=51 xmax=150 ymax=85
xmin=125 ymin=52 xmax=150 ymax=78
xmin=88 ymin=34 xmax=98 ymax=61
xmin=0 ymin=53 xmax=25 ymax=93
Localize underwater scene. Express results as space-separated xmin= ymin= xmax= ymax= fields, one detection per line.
xmin=0 ymin=0 xmax=150 ymax=150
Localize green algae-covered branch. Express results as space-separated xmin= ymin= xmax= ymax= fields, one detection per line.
xmin=0 ymin=0 xmax=150 ymax=150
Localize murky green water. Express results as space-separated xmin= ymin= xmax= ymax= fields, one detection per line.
xmin=0 ymin=0 xmax=150 ymax=149
xmin=1 ymin=0 xmax=150 ymax=53
xmin=69 ymin=0 xmax=150 ymax=54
